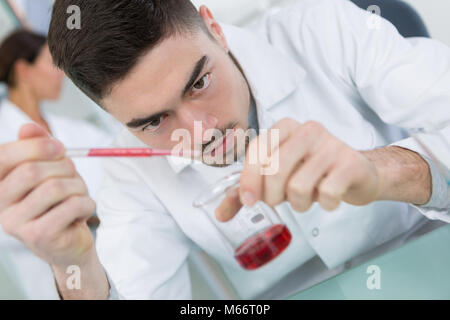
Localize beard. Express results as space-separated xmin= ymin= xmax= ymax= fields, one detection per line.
xmin=200 ymin=124 xmax=253 ymax=168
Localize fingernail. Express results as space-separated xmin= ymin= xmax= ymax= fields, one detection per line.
xmin=241 ymin=191 xmax=256 ymax=207
xmin=48 ymin=140 xmax=63 ymax=156
xmin=215 ymin=208 xmax=227 ymax=222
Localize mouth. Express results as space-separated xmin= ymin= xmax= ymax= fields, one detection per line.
xmin=204 ymin=126 xmax=237 ymax=157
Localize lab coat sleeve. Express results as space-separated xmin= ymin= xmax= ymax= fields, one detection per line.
xmin=95 ymin=157 xmax=194 ymax=300
xmin=335 ymin=0 xmax=450 ymax=216
xmin=273 ymin=0 xmax=450 ymax=217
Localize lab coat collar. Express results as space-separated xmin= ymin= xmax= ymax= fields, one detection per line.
xmin=167 ymin=24 xmax=307 ymax=174
xmin=221 ymin=24 xmax=307 ymax=111
xmin=0 ymin=99 xmax=34 ymax=135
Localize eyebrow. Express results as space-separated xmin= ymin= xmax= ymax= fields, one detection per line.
xmin=126 ymin=55 xmax=209 ymax=129
xmin=182 ymin=55 xmax=208 ymax=97
xmin=126 ymin=110 xmax=170 ymax=129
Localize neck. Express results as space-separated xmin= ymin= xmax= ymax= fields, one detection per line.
xmin=8 ymin=86 xmax=49 ymax=131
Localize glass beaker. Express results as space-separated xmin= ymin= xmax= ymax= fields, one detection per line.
xmin=193 ymin=171 xmax=292 ymax=270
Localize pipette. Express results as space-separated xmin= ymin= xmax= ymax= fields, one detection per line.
xmin=66 ymin=148 xmax=199 ymax=158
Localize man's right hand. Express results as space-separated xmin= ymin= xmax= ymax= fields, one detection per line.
xmin=0 ymin=123 xmax=109 ymax=299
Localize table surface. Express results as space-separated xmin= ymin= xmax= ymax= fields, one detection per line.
xmin=2 ymin=222 xmax=449 ymax=300
xmin=288 ymin=223 xmax=450 ymax=299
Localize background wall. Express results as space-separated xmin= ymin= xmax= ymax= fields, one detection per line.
xmin=191 ymin=0 xmax=450 ymax=46
xmin=404 ymin=0 xmax=450 ymax=46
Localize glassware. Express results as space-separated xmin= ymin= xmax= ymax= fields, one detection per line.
xmin=193 ymin=171 xmax=292 ymax=270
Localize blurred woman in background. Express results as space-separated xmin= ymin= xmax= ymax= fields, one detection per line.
xmin=0 ymin=29 xmax=111 ymax=299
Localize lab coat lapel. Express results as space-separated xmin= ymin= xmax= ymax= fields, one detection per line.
xmin=221 ymin=24 xmax=307 ymax=112
xmin=222 ymin=23 xmax=309 ymax=131
xmin=0 ymin=100 xmax=34 ymax=142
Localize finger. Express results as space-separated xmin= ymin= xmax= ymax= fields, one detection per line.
xmin=18 ymin=123 xmax=51 ymax=140
xmin=240 ymin=134 xmax=264 ymax=207
xmin=0 ymin=159 xmax=76 ymax=212
xmin=30 ymin=196 xmax=95 ymax=238
xmin=240 ymin=118 xmax=300 ymax=207
xmin=316 ymin=163 xmax=355 ymax=211
xmin=268 ymin=118 xmax=302 ymax=147
xmin=263 ymin=126 xmax=320 ymax=206
xmin=12 ymin=177 xmax=88 ymax=226
xmin=286 ymin=142 xmax=338 ymax=212
xmin=215 ymin=187 xmax=242 ymax=222
xmin=0 ymin=138 xmax=65 ymax=181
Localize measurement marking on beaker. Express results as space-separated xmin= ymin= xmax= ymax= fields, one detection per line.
xmin=251 ymin=214 xmax=265 ymax=224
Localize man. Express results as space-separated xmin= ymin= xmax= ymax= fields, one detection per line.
xmin=0 ymin=0 xmax=449 ymax=299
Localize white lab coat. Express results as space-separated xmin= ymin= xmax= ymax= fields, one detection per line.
xmin=0 ymin=98 xmax=111 ymax=299
xmin=95 ymin=0 xmax=450 ymax=299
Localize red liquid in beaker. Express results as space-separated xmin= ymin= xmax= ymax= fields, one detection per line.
xmin=234 ymin=224 xmax=292 ymax=270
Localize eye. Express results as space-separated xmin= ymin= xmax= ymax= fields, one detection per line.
xmin=192 ymin=73 xmax=211 ymax=92
xmin=142 ymin=114 xmax=168 ymax=132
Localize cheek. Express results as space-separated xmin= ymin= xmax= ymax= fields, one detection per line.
xmin=46 ymin=68 xmax=63 ymax=88
xmin=211 ymin=84 xmax=232 ymax=114
xmin=31 ymin=66 xmax=63 ymax=95
xmin=207 ymin=73 xmax=241 ymax=117
xmin=214 ymin=71 xmax=248 ymax=122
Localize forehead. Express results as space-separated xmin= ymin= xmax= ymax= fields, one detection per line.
xmin=103 ymin=32 xmax=210 ymax=122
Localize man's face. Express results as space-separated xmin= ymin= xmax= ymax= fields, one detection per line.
xmin=102 ymin=26 xmax=252 ymax=167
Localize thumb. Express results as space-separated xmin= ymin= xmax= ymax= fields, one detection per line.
xmin=18 ymin=123 xmax=51 ymax=140
xmin=215 ymin=187 xmax=242 ymax=222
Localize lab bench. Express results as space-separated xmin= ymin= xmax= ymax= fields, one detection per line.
xmin=287 ymin=223 xmax=450 ymax=299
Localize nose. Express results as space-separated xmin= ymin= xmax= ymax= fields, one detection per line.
xmin=177 ymin=108 xmax=218 ymax=144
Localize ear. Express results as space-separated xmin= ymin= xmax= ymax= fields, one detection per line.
xmin=12 ymin=59 xmax=30 ymax=83
xmin=199 ymin=5 xmax=229 ymax=53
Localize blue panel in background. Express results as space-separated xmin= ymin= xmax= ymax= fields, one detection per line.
xmin=24 ymin=0 xmax=53 ymax=35
xmin=0 ymin=0 xmax=21 ymax=99
xmin=0 ymin=1 xmax=20 ymax=42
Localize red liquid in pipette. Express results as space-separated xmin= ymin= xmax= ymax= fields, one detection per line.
xmin=87 ymin=148 xmax=172 ymax=157
xmin=234 ymin=224 xmax=292 ymax=270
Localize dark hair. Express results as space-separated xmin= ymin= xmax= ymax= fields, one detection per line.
xmin=48 ymin=0 xmax=207 ymax=105
xmin=0 ymin=30 xmax=47 ymax=87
